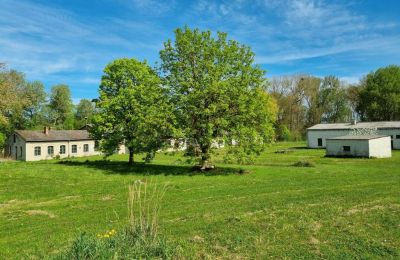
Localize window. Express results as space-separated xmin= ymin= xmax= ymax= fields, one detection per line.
xmin=34 ymin=146 xmax=41 ymax=156
xmin=83 ymin=144 xmax=89 ymax=152
xmin=60 ymin=145 xmax=66 ymax=154
xmin=396 ymin=135 xmax=400 ymax=139
xmin=71 ymin=145 xmax=77 ymax=153
xmin=317 ymin=138 xmax=323 ymax=147
xmin=13 ymin=134 xmax=16 ymax=143
xmin=20 ymin=147 xmax=22 ymax=157
xmin=343 ymin=146 xmax=351 ymax=152
xmin=48 ymin=146 xmax=54 ymax=155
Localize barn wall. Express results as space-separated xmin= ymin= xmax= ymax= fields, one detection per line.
xmin=377 ymin=129 xmax=400 ymax=149
xmin=368 ymin=137 xmax=392 ymax=158
xmin=307 ymin=128 xmax=400 ymax=149
xmin=307 ymin=129 xmax=350 ymax=148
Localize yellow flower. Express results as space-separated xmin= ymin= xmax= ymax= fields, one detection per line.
xmin=104 ymin=234 xmax=109 ymax=238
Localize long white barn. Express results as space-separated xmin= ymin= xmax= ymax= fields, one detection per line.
xmin=307 ymin=121 xmax=400 ymax=149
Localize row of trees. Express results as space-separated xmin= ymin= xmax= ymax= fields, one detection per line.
xmin=0 ymin=64 xmax=95 ymax=149
xmin=270 ymin=65 xmax=400 ymax=141
xmin=91 ymin=28 xmax=277 ymax=168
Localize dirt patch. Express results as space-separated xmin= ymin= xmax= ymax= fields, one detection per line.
xmin=100 ymin=195 xmax=113 ymax=201
xmin=192 ymin=235 xmax=204 ymax=243
xmin=347 ymin=204 xmax=391 ymax=215
xmin=312 ymin=221 xmax=322 ymax=231
xmin=25 ymin=210 xmax=56 ymax=218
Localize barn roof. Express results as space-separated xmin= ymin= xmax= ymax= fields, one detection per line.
xmin=307 ymin=121 xmax=400 ymax=130
xmin=326 ymin=135 xmax=390 ymax=140
xmin=15 ymin=130 xmax=94 ymax=142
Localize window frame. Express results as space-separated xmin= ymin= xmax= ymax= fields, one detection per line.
xmin=83 ymin=144 xmax=89 ymax=152
xmin=71 ymin=145 xmax=77 ymax=153
xmin=34 ymin=146 xmax=41 ymax=156
xmin=343 ymin=146 xmax=351 ymax=152
xmin=47 ymin=146 xmax=54 ymax=155
xmin=60 ymin=145 xmax=66 ymax=154
xmin=396 ymin=135 xmax=400 ymax=139
xmin=317 ymin=138 xmax=323 ymax=147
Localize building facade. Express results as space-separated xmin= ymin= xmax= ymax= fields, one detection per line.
xmin=307 ymin=121 xmax=400 ymax=149
xmin=326 ymin=135 xmax=392 ymax=158
xmin=6 ymin=128 xmax=102 ymax=161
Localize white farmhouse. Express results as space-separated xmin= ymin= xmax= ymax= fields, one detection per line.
xmin=326 ymin=135 xmax=392 ymax=158
xmin=307 ymin=121 xmax=400 ymax=149
xmin=6 ymin=127 xmax=102 ymax=161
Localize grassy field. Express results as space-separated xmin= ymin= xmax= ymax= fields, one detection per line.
xmin=1 ymin=142 xmax=399 ymax=259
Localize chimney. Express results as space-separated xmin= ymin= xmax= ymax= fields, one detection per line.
xmin=44 ymin=126 xmax=49 ymax=135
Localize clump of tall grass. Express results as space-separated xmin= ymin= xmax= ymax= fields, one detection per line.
xmin=127 ymin=179 xmax=166 ymax=243
xmin=55 ymin=180 xmax=174 ymax=259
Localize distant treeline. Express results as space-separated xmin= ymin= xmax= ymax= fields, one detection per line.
xmin=269 ymin=66 xmax=400 ymax=141
xmin=0 ymin=63 xmax=95 ymax=148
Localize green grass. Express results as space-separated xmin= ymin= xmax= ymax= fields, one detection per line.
xmin=1 ymin=142 xmax=399 ymax=258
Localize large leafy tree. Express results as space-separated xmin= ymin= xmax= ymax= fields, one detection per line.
xmin=318 ymin=76 xmax=351 ymax=123
xmin=91 ymin=58 xmax=174 ymax=164
xmin=357 ymin=65 xmax=400 ymax=121
xmin=160 ymin=27 xmax=276 ymax=169
xmin=74 ymin=99 xmax=95 ymax=129
xmin=22 ymin=80 xmax=47 ymax=128
xmin=49 ymin=84 xmax=74 ymax=129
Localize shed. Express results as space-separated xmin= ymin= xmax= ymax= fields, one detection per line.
xmin=325 ymin=135 xmax=391 ymax=158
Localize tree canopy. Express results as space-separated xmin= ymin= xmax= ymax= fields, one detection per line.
xmin=357 ymin=65 xmax=400 ymax=121
xmin=91 ymin=58 xmax=175 ymax=164
xmin=160 ymin=27 xmax=276 ymax=168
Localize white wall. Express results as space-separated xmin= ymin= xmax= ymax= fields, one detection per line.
xmin=368 ymin=137 xmax=392 ymax=158
xmin=25 ymin=140 xmax=100 ymax=161
xmin=326 ymin=139 xmax=370 ymax=157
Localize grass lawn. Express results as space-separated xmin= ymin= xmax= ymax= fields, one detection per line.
xmin=1 ymin=142 xmax=399 ymax=258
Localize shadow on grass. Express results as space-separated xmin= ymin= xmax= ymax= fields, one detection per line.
xmin=288 ymin=146 xmax=313 ymax=150
xmin=57 ymin=160 xmax=243 ymax=176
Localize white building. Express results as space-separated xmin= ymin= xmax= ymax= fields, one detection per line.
xmin=307 ymin=121 xmax=400 ymax=149
xmin=326 ymin=135 xmax=391 ymax=158
xmin=6 ymin=127 xmax=103 ymax=161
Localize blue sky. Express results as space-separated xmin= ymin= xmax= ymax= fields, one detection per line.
xmin=1 ymin=0 xmax=400 ymax=102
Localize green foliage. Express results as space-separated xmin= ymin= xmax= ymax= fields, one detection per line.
xmin=357 ymin=65 xmax=400 ymax=120
xmin=318 ymin=76 xmax=351 ymax=123
xmin=91 ymin=58 xmax=175 ymax=164
xmin=49 ymin=84 xmax=74 ymax=128
xmin=160 ymin=27 xmax=276 ymax=167
xmin=74 ymin=99 xmax=95 ymax=129
xmin=0 ymin=132 xmax=5 ymax=151
xmin=56 ymin=230 xmax=173 ymax=259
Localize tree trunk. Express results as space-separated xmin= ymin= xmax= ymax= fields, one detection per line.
xmin=200 ymin=145 xmax=213 ymax=170
xmin=128 ymin=147 xmax=134 ymax=165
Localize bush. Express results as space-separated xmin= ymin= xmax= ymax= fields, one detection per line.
xmin=55 ymin=229 xmax=173 ymax=259
xmin=293 ymin=160 xmax=315 ymax=167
